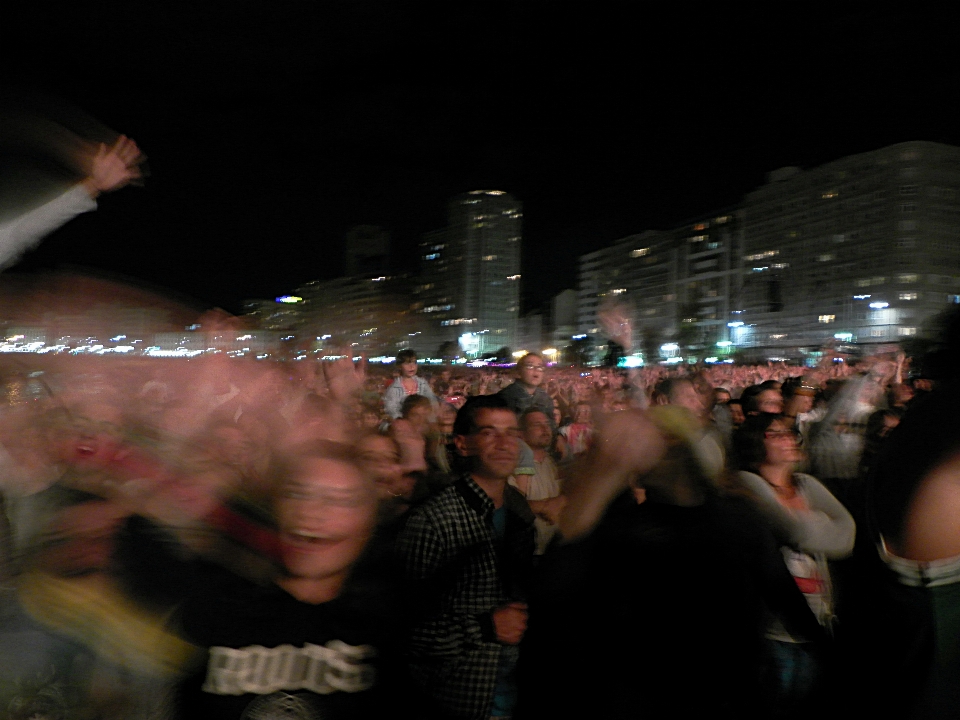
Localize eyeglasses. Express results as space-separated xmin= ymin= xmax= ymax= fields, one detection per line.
xmin=520 ymin=364 xmax=544 ymax=371
xmin=764 ymin=429 xmax=801 ymax=443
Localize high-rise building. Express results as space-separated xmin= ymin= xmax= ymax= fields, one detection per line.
xmin=736 ymin=141 xmax=960 ymax=359
xmin=578 ymin=141 xmax=960 ymax=363
xmin=437 ymin=190 xmax=523 ymax=356
xmin=412 ymin=228 xmax=456 ymax=355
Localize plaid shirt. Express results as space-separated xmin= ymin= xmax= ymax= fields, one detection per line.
xmin=396 ymin=475 xmax=535 ymax=720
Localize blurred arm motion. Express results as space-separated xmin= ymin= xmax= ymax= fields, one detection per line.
xmin=0 ymin=135 xmax=142 ymax=270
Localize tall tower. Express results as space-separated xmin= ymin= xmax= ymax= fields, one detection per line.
xmin=446 ymin=190 xmax=523 ymax=355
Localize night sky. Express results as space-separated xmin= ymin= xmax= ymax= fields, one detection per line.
xmin=2 ymin=4 xmax=957 ymax=315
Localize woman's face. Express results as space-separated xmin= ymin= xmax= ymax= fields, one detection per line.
xmin=763 ymin=420 xmax=803 ymax=466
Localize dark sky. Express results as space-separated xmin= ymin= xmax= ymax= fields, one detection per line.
xmin=2 ymin=3 xmax=957 ymax=315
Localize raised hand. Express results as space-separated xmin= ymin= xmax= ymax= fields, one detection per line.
xmin=82 ymin=135 xmax=143 ymax=197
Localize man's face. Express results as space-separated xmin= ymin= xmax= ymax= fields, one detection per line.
xmin=400 ymin=359 xmax=418 ymax=378
xmin=518 ymin=356 xmax=545 ymax=388
xmin=456 ymin=408 xmax=521 ymax=481
xmin=276 ymin=458 xmax=377 ymax=582
xmin=714 ymin=389 xmax=731 ymax=405
xmin=521 ymin=411 xmax=552 ymax=450
xmin=757 ymin=389 xmax=784 ymax=415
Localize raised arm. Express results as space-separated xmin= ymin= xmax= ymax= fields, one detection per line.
xmin=0 ymin=135 xmax=142 ymax=270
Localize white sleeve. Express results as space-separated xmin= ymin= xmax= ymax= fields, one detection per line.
xmin=739 ymin=471 xmax=856 ymax=559
xmin=0 ymin=185 xmax=97 ymax=270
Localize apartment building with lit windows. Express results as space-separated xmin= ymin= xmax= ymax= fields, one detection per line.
xmin=421 ymin=190 xmax=523 ymax=356
xmin=577 ymin=141 xmax=960 ymax=363
xmin=577 ymin=229 xmax=679 ymax=361
xmin=736 ymin=141 xmax=960 ymax=359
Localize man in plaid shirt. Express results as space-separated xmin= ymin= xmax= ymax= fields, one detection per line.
xmin=396 ymin=395 xmax=535 ymax=720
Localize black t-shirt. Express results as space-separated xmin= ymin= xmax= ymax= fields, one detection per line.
xmin=175 ymin=566 xmax=407 ymax=720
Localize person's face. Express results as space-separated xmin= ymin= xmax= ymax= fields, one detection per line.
xmin=405 ymin=404 xmax=432 ymax=434
xmin=521 ymin=411 xmax=552 ymax=450
xmin=455 ymin=408 xmax=521 ymax=480
xmin=763 ymin=420 xmax=803 ymax=466
xmin=400 ymin=359 xmax=418 ymax=378
xmin=518 ymin=356 xmax=545 ymax=387
xmin=669 ymin=381 xmax=705 ymax=417
xmin=437 ymin=405 xmax=456 ymax=435
xmin=729 ymin=403 xmax=746 ymax=426
xmin=574 ymin=404 xmax=592 ymax=424
xmin=358 ymin=435 xmax=410 ymax=500
xmin=276 ymin=458 xmax=376 ymax=581
xmin=714 ymin=389 xmax=731 ymax=406
xmin=789 ymin=393 xmax=814 ymax=415
xmin=757 ymin=389 xmax=784 ymax=415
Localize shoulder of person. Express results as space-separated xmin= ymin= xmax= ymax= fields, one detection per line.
xmin=504 ymin=483 xmax=536 ymax=524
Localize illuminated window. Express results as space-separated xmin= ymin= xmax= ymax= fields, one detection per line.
xmin=899 ymin=292 xmax=918 ymax=300
xmin=745 ymin=250 xmax=779 ymax=261
xmin=819 ymin=315 xmax=836 ymax=323
xmin=817 ymin=254 xmax=834 ymax=262
xmin=693 ymin=222 xmax=709 ymax=231
xmin=821 ymin=190 xmax=838 ymax=199
xmin=871 ymin=328 xmax=886 ymax=337
xmin=898 ymin=327 xmax=917 ymax=336
xmin=482 ymin=255 xmax=497 ymax=261
xmin=897 ymin=274 xmax=919 ymax=283
xmin=630 ymin=248 xmax=650 ymax=258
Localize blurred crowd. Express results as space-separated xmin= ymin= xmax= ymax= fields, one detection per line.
xmin=0 ymin=333 xmax=955 ymax=719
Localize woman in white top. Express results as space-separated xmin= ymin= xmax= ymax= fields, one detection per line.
xmin=733 ymin=412 xmax=855 ymax=715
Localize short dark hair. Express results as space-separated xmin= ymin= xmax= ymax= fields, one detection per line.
xmin=739 ymin=384 xmax=768 ymax=414
xmin=453 ymin=395 xmax=513 ymax=437
xmin=518 ymin=352 xmax=543 ymax=365
xmin=519 ymin=407 xmax=549 ymax=428
xmin=401 ymin=394 xmax=432 ymax=417
xmin=396 ymin=349 xmax=417 ymax=364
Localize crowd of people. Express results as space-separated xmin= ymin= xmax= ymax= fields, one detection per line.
xmin=0 ymin=334 xmax=956 ymax=719
xmin=1 ymin=127 xmax=959 ymax=719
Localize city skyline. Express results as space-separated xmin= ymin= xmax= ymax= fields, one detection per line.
xmin=1 ymin=5 xmax=957 ymax=318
